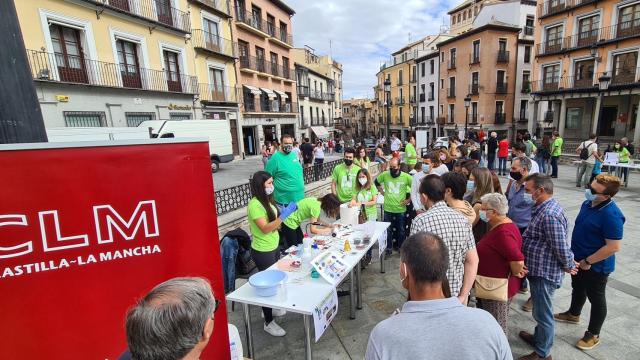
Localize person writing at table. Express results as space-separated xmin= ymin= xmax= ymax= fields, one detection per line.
xmin=280 ymin=194 xmax=342 ymax=249
xmin=247 ymin=171 xmax=297 ymax=337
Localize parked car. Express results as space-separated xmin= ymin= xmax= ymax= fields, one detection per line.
xmin=139 ymin=120 xmax=234 ymax=173
xmin=433 ymin=137 xmax=449 ymax=149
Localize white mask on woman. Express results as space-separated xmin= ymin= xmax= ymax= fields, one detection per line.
xmin=358 ymin=177 xmax=368 ymax=186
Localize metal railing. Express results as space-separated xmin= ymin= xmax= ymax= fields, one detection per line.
xmin=495 ymin=113 xmax=506 ymax=124
xmin=243 ymin=99 xmax=298 ymax=113
xmin=537 ymin=38 xmax=565 ymax=56
xmin=522 ymin=81 xmax=531 ymax=93
xmin=518 ymin=117 xmax=529 ymax=123
xmin=544 ymin=111 xmax=555 ymax=122
xmin=273 ymin=26 xmax=294 ymax=46
xmin=524 ymin=26 xmax=534 ymax=36
xmin=395 ymin=97 xmax=405 ymax=105
xmin=419 ymin=93 xmax=426 ymax=102
xmin=197 ymin=84 xmax=239 ymax=103
xmin=428 ymin=92 xmax=435 ymax=101
xmin=410 ymin=95 xmax=416 ymax=104
xmin=192 ymin=29 xmax=236 ymax=58
xmin=448 ymin=88 xmax=456 ymax=98
xmin=297 ymin=86 xmax=310 ymax=97
xmin=410 ymin=73 xmax=417 ymax=83
xmin=497 ymin=51 xmax=509 ymax=63
xmin=88 ymin=0 xmax=191 ymax=32
xmin=470 ymin=84 xmax=479 ymax=95
xmin=470 ymin=54 xmax=480 ymax=65
xmin=235 ymin=9 xmax=270 ymax=35
xmin=496 ymin=82 xmax=507 ymax=94
xmin=187 ymin=0 xmax=231 ymax=17
xmin=27 ymin=49 xmax=197 ymax=93
xmin=469 ymin=114 xmax=478 ymax=124
xmin=448 ymin=59 xmax=456 ymax=70
xmin=531 ymin=68 xmax=640 ymax=93
xmin=538 ymin=22 xmax=640 ymax=57
xmin=538 ymin=0 xmax=597 ymax=18
xmin=309 ymin=90 xmax=333 ymax=101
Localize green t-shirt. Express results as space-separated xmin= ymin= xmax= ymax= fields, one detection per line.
xmin=616 ymin=147 xmax=630 ymax=163
xmin=283 ymin=197 xmax=322 ymax=229
xmin=552 ymin=137 xmax=563 ymax=157
xmin=377 ymin=171 xmax=413 ymax=213
xmin=356 ymin=186 xmax=379 ymax=220
xmin=331 ymin=163 xmax=361 ymax=202
xmin=266 ymin=151 xmax=304 ymax=204
xmin=247 ymin=197 xmax=279 ymax=252
xmin=405 ymin=143 xmax=417 ymax=166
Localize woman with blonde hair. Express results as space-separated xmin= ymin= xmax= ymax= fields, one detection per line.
xmin=469 ymin=167 xmax=495 ymax=243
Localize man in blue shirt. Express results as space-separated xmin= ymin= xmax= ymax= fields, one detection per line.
xmin=554 ymin=174 xmax=624 ymax=351
xmin=518 ymin=174 xmax=577 ymax=360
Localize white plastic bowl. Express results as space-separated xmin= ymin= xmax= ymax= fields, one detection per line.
xmin=249 ymin=270 xmax=287 ymax=297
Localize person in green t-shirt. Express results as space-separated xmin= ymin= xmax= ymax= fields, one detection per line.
xmin=350 ymin=167 xmax=379 ymax=266
xmin=247 ymin=171 xmax=297 ymax=337
xmin=266 ymin=134 xmax=304 ymax=205
xmin=355 ymin=145 xmax=371 ymax=169
xmin=550 ymin=131 xmax=563 ymax=178
xmin=404 ymin=136 xmax=418 ymax=172
xmin=375 ymin=158 xmax=413 ymax=254
xmin=614 ymin=140 xmax=631 ymax=184
xmin=331 ymin=147 xmax=361 ymax=202
xmin=280 ymin=194 xmax=341 ymax=248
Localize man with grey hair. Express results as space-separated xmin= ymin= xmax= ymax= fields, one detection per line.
xmin=124 ymin=277 xmax=218 ymax=360
xmin=518 ymin=174 xmax=577 ymax=360
xmin=507 ymin=157 xmax=534 ymax=235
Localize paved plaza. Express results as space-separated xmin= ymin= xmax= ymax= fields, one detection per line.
xmin=226 ymin=164 xmax=640 ymax=359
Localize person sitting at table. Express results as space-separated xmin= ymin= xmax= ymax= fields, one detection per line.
xmin=280 ymin=194 xmax=342 ymax=249
xmin=247 ymin=171 xmax=297 ymax=337
xmin=365 ymin=232 xmax=511 ymax=360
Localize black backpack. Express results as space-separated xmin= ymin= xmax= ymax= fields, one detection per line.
xmin=579 ymin=141 xmax=591 ymax=160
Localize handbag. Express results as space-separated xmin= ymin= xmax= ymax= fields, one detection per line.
xmin=474 ymin=274 xmax=509 ymax=302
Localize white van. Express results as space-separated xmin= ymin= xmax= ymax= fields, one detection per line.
xmin=139 ymin=120 xmax=234 ymax=172
xmin=46 ymin=127 xmax=151 ymax=142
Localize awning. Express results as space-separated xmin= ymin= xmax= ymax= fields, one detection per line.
xmin=273 ymin=89 xmax=288 ymax=99
xmin=244 ymin=85 xmax=261 ymax=95
xmin=260 ymin=88 xmax=277 ymax=99
xmin=310 ymin=126 xmax=329 ymax=139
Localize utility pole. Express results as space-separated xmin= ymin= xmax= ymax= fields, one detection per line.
xmin=0 ymin=0 xmax=47 ymax=143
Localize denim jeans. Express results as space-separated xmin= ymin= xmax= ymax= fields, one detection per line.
xmin=220 ymin=236 xmax=239 ymax=294
xmin=530 ymin=276 xmax=560 ymax=358
xmin=535 ymin=156 xmax=546 ymax=175
xmin=384 ymin=211 xmax=406 ymax=250
xmin=498 ymin=157 xmax=508 ymax=174
xmin=551 ymin=156 xmax=559 ymax=177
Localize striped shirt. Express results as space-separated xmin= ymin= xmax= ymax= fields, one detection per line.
xmin=522 ymin=198 xmax=575 ymax=285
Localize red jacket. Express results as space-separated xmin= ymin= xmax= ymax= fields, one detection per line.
xmin=498 ymin=139 xmax=510 ymax=158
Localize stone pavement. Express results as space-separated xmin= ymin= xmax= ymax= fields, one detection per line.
xmin=213 ymin=153 xmax=343 ymax=190
xmin=225 ymin=164 xmax=640 ymax=359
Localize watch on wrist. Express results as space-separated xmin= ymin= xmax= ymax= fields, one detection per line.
xmin=584 ymin=258 xmax=592 ymax=265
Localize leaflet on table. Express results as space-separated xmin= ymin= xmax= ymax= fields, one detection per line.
xmin=311 ymin=251 xmax=349 ymax=285
xmin=312 ymin=289 xmax=338 ymax=342
xmin=604 ymin=152 xmax=619 ymax=164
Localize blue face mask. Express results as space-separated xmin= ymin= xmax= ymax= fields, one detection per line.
xmin=523 ymin=193 xmax=534 ymax=205
xmin=466 ymin=180 xmax=475 ymax=192
xmin=422 ymin=165 xmax=431 ymax=173
xmin=479 ymin=210 xmax=489 ymax=223
xmin=584 ymin=188 xmax=597 ymax=202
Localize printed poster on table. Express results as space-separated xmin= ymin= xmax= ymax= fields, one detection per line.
xmin=311 ymin=251 xmax=349 ymax=285
xmin=313 ymin=289 xmax=339 ymax=342
xmin=604 ymin=152 xmax=619 ymax=164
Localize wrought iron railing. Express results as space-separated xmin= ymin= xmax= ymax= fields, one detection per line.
xmin=187 ymin=0 xmax=231 ymax=17
xmin=27 ymin=49 xmax=197 ymax=93
xmin=395 ymin=97 xmax=405 ymax=105
xmin=447 ymin=59 xmax=456 ymax=70
xmin=497 ymin=51 xmax=509 ymax=63
xmin=197 ymin=84 xmax=240 ymax=103
xmin=85 ymin=0 xmax=191 ymax=32
xmin=298 ymin=86 xmax=310 ymax=97
xmin=544 ymin=111 xmax=555 ymax=122
xmin=495 ymin=113 xmax=506 ymax=124
xmin=447 ymin=88 xmax=456 ymax=98
xmin=524 ymin=26 xmax=534 ymax=36
xmin=470 ymin=84 xmax=479 ymax=95
xmin=531 ymin=68 xmax=640 ymax=93
xmin=213 ymin=159 xmax=348 ymax=215
xmin=496 ymin=82 xmax=508 ymax=94
xmin=244 ymin=99 xmax=298 ymax=113
xmin=192 ymin=29 xmax=236 ymax=58
xmin=470 ymin=54 xmax=480 ymax=65
xmin=419 ymin=93 xmax=426 ymax=102
xmin=309 ymin=90 xmax=333 ymax=101
xmin=273 ymin=26 xmax=294 ymax=46
xmin=235 ymin=9 xmax=270 ymax=35
xmin=538 ymin=22 xmax=640 ymax=57
xmin=428 ymin=92 xmax=435 ymax=101
xmin=538 ymin=0 xmax=596 ymax=18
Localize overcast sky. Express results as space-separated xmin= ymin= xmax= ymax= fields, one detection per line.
xmin=287 ymin=0 xmax=451 ymax=100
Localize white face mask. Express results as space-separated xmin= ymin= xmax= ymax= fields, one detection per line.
xmin=358 ymin=177 xmax=368 ymax=186
xmin=265 ymin=186 xmax=274 ymax=195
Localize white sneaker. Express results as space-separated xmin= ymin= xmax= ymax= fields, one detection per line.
xmin=261 ymin=308 xmax=286 ymax=318
xmin=264 ymin=320 xmax=286 ymax=337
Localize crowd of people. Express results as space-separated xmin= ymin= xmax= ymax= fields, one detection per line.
xmin=116 ymin=130 xmax=628 ymax=360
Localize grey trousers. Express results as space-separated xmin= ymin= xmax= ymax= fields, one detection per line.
xmin=576 ymin=161 xmax=594 ymax=187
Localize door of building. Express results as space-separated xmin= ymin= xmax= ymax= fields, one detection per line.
xmin=242 ymin=126 xmax=257 ymax=155
xmin=263 ymin=125 xmax=276 ymax=142
xmin=598 ymin=106 xmax=618 ymax=137
xmin=229 ymin=119 xmax=239 ymax=155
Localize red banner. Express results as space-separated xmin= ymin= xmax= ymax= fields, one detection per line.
xmin=0 ymin=141 xmax=229 ymax=359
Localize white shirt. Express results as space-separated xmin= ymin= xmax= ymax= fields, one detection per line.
xmin=578 ymin=141 xmax=599 ymax=164
xmin=410 ymin=171 xmax=427 ymax=211
xmin=391 ymin=138 xmax=402 ymax=151
xmin=432 ymin=164 xmax=449 ymax=176
xmin=314 ymin=147 xmax=325 ymax=159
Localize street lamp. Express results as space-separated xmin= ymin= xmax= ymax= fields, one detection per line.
xmin=595 ymin=73 xmax=611 ymax=134
xmin=384 ymin=78 xmax=391 ymax=147
xmin=464 ymin=94 xmax=471 ymax=139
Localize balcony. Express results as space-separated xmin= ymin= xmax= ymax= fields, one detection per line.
xmin=469 ymin=84 xmax=479 ymax=95
xmin=521 ymin=81 xmax=531 ymax=93
xmin=538 ymin=22 xmax=640 ymax=57
xmin=395 ymin=97 xmax=405 ymax=105
xmin=270 ymin=26 xmax=294 ymax=48
xmin=470 ymin=54 xmax=480 ymax=65
xmin=197 ymin=84 xmax=239 ymax=103
xmin=609 ymin=68 xmax=639 ymax=86
xmin=469 ymin=115 xmax=478 ymax=125
xmin=27 ymin=49 xmax=197 ymax=93
xmin=496 ymin=51 xmax=509 ymax=63
xmin=192 ymin=29 xmax=236 ymax=58
xmin=415 ymin=116 xmax=435 ymax=126
xmin=428 ymin=92 xmax=435 ymax=101
xmin=244 ymin=99 xmax=298 ymax=113
xmin=297 ymin=85 xmax=310 ymax=97
xmin=410 ymin=95 xmax=416 ymax=104
xmin=524 ymin=26 xmax=534 ymax=36
xmin=84 ymin=0 xmax=191 ymax=33
xmin=496 ymin=82 xmax=507 ymax=94
xmin=235 ymin=9 xmax=270 ymax=37
xmin=410 ymin=74 xmax=417 ymax=83
xmin=419 ymin=93 xmax=426 ymax=102
xmin=436 ymin=116 xmax=446 ymax=125
xmin=518 ymin=117 xmax=529 ymax=123
xmin=537 ymin=39 xmax=565 ymax=56
xmin=239 ymin=56 xmax=294 ymax=80
xmin=447 ymin=88 xmax=456 ymax=98
xmin=495 ymin=113 xmax=506 ymax=124
xmin=447 ymin=60 xmax=456 ymax=70
xmin=310 ymin=90 xmax=334 ymax=102
xmin=544 ymin=111 xmax=555 ymax=122
xmin=538 ymin=0 xmax=597 ymax=19
xmin=187 ymin=0 xmax=232 ymax=18
xmin=397 ymin=78 xmax=403 ymax=86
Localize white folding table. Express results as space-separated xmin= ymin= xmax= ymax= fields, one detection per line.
xmin=226 ymin=221 xmax=390 ymax=360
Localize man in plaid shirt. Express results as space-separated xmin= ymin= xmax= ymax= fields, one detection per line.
xmin=410 ymin=174 xmax=478 ymax=304
xmin=518 ymin=174 xmax=577 ymax=360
